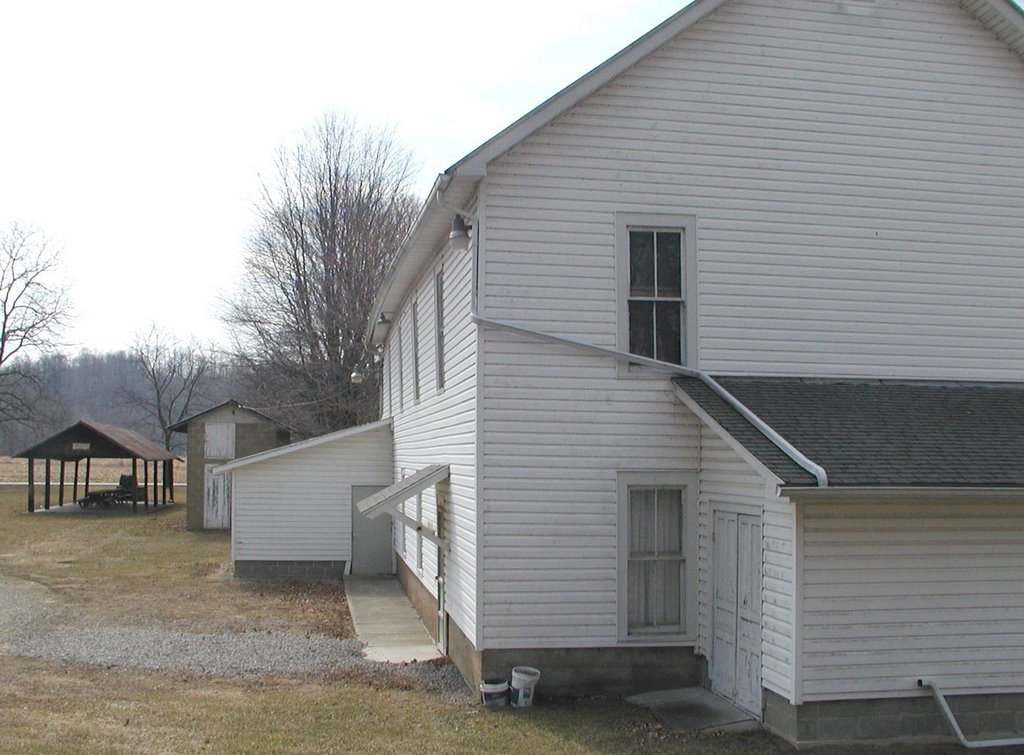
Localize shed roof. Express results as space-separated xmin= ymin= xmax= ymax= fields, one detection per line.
xmin=167 ymin=399 xmax=288 ymax=433
xmin=16 ymin=420 xmax=177 ymax=461
xmin=213 ymin=418 xmax=392 ymax=474
xmin=674 ymin=377 xmax=1024 ymax=488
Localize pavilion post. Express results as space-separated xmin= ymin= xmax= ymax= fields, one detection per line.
xmin=58 ymin=461 xmax=66 ymax=506
xmin=132 ymin=457 xmax=138 ymax=482
xmin=73 ymin=459 xmax=80 ymax=501
xmin=27 ymin=459 xmax=34 ymax=513
xmin=44 ymin=459 xmax=51 ymax=510
xmin=84 ymin=457 xmax=91 ymax=495
xmin=168 ymin=460 xmax=174 ymax=502
xmin=152 ymin=460 xmax=158 ymax=507
xmin=142 ymin=461 xmax=149 ymax=509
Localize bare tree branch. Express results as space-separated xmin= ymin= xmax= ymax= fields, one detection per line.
xmin=123 ymin=326 xmax=216 ymax=450
xmin=0 ymin=223 xmax=70 ymax=429
xmin=222 ymin=114 xmax=418 ymax=435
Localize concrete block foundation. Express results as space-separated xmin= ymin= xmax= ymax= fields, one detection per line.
xmin=233 ymin=559 xmax=346 ymax=581
xmin=763 ymin=689 xmax=1024 ymax=747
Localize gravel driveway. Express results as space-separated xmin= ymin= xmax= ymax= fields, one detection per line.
xmin=0 ymin=574 xmax=472 ymax=702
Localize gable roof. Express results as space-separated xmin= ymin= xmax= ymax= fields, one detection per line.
xmin=212 ymin=418 xmax=392 ymax=474
xmin=167 ymin=399 xmax=287 ymax=433
xmin=367 ymin=0 xmax=1024 ymax=341
xmin=674 ymin=377 xmax=1024 ymax=487
xmin=16 ymin=420 xmax=178 ymax=461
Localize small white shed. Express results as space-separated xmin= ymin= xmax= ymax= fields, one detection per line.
xmin=215 ymin=419 xmax=395 ymax=580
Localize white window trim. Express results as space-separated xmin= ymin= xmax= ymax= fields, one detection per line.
xmin=617 ymin=470 xmax=699 ymax=645
xmin=615 ymin=213 xmax=698 ymax=375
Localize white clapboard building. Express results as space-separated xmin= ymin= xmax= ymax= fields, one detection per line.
xmin=223 ymin=0 xmax=1024 ymax=745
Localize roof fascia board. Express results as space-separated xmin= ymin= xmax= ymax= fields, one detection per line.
xmin=214 ymin=418 xmax=392 ymax=474
xmin=783 ymin=486 xmax=1024 ymax=504
xmin=674 ymin=386 xmax=784 ymax=486
xmin=365 ymin=174 xmax=448 ymax=342
xmin=167 ymin=400 xmax=240 ymax=431
xmin=365 ymin=176 xmax=478 ymax=345
xmin=975 ymin=0 xmax=1024 ymax=32
xmin=452 ymin=0 xmax=731 ymax=178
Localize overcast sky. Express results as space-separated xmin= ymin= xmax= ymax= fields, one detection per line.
xmin=0 ymin=0 xmax=687 ymax=355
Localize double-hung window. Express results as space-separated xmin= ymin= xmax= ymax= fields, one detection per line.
xmin=411 ymin=300 xmax=420 ymax=401
xmin=617 ymin=214 xmax=696 ymax=368
xmin=618 ymin=472 xmax=697 ymax=642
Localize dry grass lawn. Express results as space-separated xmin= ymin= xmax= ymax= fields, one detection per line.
xmin=0 ymin=486 xmax=349 ymax=635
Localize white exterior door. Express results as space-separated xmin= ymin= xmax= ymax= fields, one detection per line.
xmin=711 ymin=509 xmax=762 ymax=716
xmin=351 ymin=485 xmax=393 ymax=575
xmin=204 ymin=464 xmax=232 ymax=529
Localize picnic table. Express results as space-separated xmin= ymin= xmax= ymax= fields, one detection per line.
xmin=77 ymin=475 xmax=143 ymax=509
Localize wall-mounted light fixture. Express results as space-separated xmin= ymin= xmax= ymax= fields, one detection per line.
xmin=449 ymin=214 xmax=471 ymax=252
xmin=378 ymin=312 xmax=391 ymax=326
xmin=350 ymin=369 xmax=365 ymax=385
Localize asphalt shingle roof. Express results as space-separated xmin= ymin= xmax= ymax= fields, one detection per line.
xmin=673 ymin=377 xmax=1024 ymax=487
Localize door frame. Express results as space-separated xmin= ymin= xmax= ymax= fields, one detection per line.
xmin=710 ymin=504 xmax=763 ymax=717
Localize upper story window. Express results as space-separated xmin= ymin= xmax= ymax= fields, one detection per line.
xmin=411 ymin=300 xmax=420 ymax=401
xmin=205 ymin=423 xmax=235 ymax=459
xmin=435 ymin=266 xmax=446 ymax=391
xmin=616 ymin=214 xmax=697 ymax=368
xmin=396 ymin=323 xmax=404 ymax=412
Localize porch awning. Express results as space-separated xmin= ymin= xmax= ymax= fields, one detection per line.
xmin=356 ymin=464 xmax=449 ymax=519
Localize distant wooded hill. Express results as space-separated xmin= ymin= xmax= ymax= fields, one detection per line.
xmin=0 ymin=351 xmax=234 ymax=456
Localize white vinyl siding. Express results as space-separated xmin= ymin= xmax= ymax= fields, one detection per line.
xmin=482 ymin=0 xmax=1024 ymax=380
xmin=230 ymin=425 xmax=393 ymax=562
xmin=386 ymin=241 xmax=477 ymax=643
xmin=798 ymin=499 xmax=1024 ymax=701
xmin=479 ymin=323 xmax=701 ymax=647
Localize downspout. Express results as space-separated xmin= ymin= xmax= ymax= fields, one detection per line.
xmin=917 ymin=679 xmax=1024 ymax=749
xmin=437 ymin=186 xmax=828 ymax=488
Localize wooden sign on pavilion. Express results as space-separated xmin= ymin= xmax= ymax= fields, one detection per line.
xmin=15 ymin=420 xmax=178 ymax=512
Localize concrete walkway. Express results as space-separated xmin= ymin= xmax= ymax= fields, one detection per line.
xmin=344 ymin=575 xmax=441 ymax=664
xmin=627 ymin=687 xmax=761 ymax=734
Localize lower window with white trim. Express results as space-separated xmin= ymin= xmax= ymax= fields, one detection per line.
xmin=618 ymin=472 xmax=698 ymax=642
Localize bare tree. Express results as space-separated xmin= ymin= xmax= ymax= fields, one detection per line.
xmin=0 ymin=223 xmax=69 ymax=428
xmin=124 ymin=326 xmax=216 ymax=450
xmin=223 ymin=114 xmax=418 ymax=435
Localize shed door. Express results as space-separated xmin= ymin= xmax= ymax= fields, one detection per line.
xmin=351 ymin=485 xmax=393 ymax=575
xmin=711 ymin=509 xmax=762 ymax=716
xmin=204 ymin=465 xmax=231 ymax=529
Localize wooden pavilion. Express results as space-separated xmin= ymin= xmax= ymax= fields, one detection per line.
xmin=16 ymin=420 xmax=178 ymax=512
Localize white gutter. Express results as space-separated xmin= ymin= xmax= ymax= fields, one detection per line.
xmin=436 ymin=188 xmax=828 ymax=488
xmin=917 ymin=679 xmax=1024 ymax=749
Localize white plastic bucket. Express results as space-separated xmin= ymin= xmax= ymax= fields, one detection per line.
xmin=480 ymin=678 xmax=509 ymax=707
xmin=509 ymin=666 xmax=541 ymax=708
